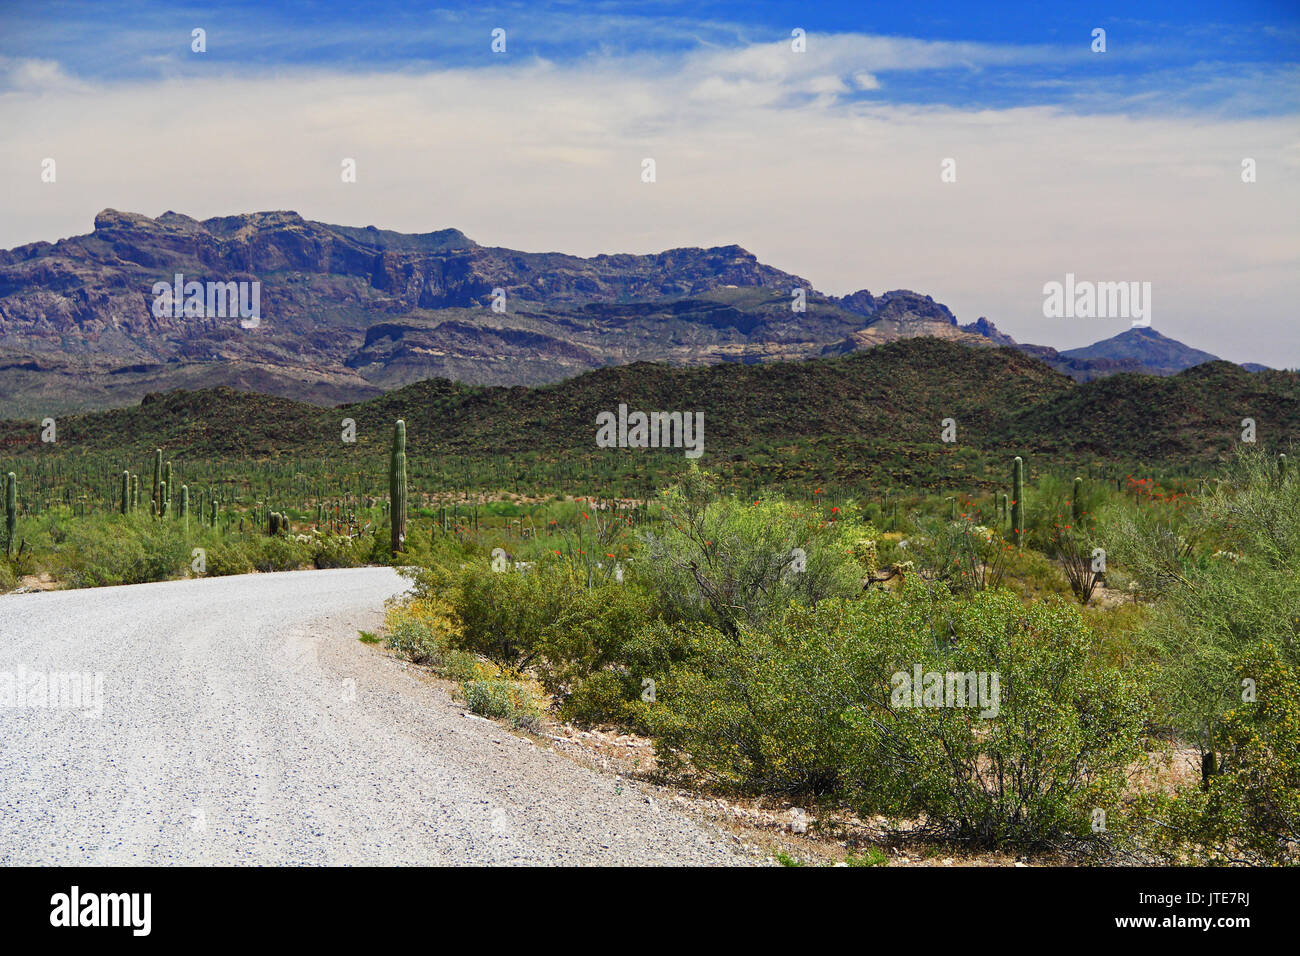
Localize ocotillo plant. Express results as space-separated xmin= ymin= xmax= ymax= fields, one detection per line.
xmin=120 ymin=471 xmax=130 ymax=515
xmin=4 ymin=472 xmax=15 ymax=557
xmin=1071 ymin=476 xmax=1084 ymax=525
xmin=1011 ymin=456 xmax=1025 ymax=547
xmin=390 ymin=419 xmax=408 ymax=554
xmin=152 ymin=449 xmax=163 ymax=518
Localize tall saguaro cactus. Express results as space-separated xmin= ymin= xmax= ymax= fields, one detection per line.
xmin=5 ymin=472 xmax=16 ymax=558
xmin=390 ymin=419 xmax=408 ymax=554
xmin=152 ymin=449 xmax=163 ymax=518
xmin=1011 ymin=456 xmax=1025 ymax=547
xmin=1071 ymin=476 xmax=1084 ymax=525
xmin=120 ymin=471 xmax=130 ymax=515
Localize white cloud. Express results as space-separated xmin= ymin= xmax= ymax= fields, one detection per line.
xmin=1 ymin=35 xmax=1296 ymax=366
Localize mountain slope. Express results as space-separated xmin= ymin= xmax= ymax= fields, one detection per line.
xmin=0 ymin=210 xmax=868 ymax=416
xmin=4 ymin=340 xmax=1295 ymax=487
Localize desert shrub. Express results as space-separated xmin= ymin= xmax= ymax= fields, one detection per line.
xmin=1130 ymin=450 xmax=1300 ymax=769
xmin=907 ymin=516 xmax=1011 ymax=593
xmin=998 ymin=546 xmax=1073 ymax=601
xmin=561 ymin=670 xmax=636 ymax=726
xmin=638 ymin=465 xmax=863 ymax=636
xmin=311 ymin=532 xmax=368 ymax=568
xmin=643 ymin=582 xmax=1150 ymax=850
xmin=248 ymin=536 xmax=309 ymax=572
xmin=40 ymin=515 xmax=189 ymax=587
xmin=1123 ymin=643 xmax=1299 ymax=864
xmin=847 ymin=589 xmax=1151 ymax=850
xmin=204 ymin=541 xmax=256 ymax=577
xmin=385 ymin=614 xmax=448 ymax=665
xmin=450 ymin=557 xmax=655 ymax=691
xmin=462 ymin=678 xmax=544 ymax=731
xmin=0 ymin=559 xmax=16 ymax=592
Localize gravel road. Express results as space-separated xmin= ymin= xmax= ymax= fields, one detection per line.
xmin=0 ymin=567 xmax=748 ymax=865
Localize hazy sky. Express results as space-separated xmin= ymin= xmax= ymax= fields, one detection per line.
xmin=1 ymin=0 xmax=1297 ymax=365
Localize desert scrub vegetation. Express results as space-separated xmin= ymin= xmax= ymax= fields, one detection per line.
xmin=0 ymin=512 xmax=379 ymax=589
xmin=641 ymin=584 xmax=1150 ymax=851
xmin=371 ymin=454 xmax=1298 ymax=862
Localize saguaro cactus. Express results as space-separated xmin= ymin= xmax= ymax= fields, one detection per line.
xmin=163 ymin=462 xmax=173 ymax=514
xmin=180 ymin=484 xmax=189 ymax=524
xmin=130 ymin=473 xmax=139 ymax=512
xmin=5 ymin=472 xmax=15 ymax=557
xmin=1071 ymin=476 xmax=1084 ymax=525
xmin=390 ymin=419 xmax=408 ymax=554
xmin=1280 ymin=453 xmax=1289 ymax=483
xmin=1011 ymin=456 xmax=1025 ymax=547
xmin=120 ymin=471 xmax=130 ymax=515
xmin=152 ymin=449 xmax=163 ymax=518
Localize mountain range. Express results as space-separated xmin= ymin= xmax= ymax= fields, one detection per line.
xmin=0 ymin=209 xmax=1264 ymax=419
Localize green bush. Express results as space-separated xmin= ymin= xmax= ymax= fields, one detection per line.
xmin=0 ymin=559 xmax=16 ymax=592
xmin=643 ymin=583 xmax=1150 ymax=850
xmin=1125 ymin=450 xmax=1300 ymax=769
xmin=561 ymin=670 xmax=636 ymax=726
xmin=1124 ymin=643 xmax=1299 ymax=864
xmin=639 ymin=465 xmax=863 ymax=636
xmin=204 ymin=541 xmax=256 ymax=577
xmin=311 ymin=533 xmax=369 ymax=568
xmin=462 ymin=679 xmax=544 ymax=731
xmin=451 ymin=558 xmax=655 ymax=692
xmin=384 ymin=615 xmax=448 ymax=665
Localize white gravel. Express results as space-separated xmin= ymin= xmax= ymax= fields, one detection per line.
xmin=0 ymin=567 xmax=748 ymax=865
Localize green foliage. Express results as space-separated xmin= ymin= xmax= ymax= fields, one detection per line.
xmin=643 ymin=584 xmax=1150 ymax=850
xmin=384 ymin=613 xmax=449 ymax=666
xmin=560 ymin=670 xmax=638 ymax=726
xmin=1126 ymin=450 xmax=1300 ymax=762
xmin=0 ymin=558 xmax=17 ymax=593
xmin=461 ymin=679 xmax=544 ymax=731
xmin=449 ymin=558 xmax=654 ymax=692
xmin=845 ymin=847 xmax=889 ymax=866
xmin=1125 ymin=643 xmax=1299 ymax=864
xmin=906 ymin=516 xmax=1011 ymax=593
xmin=639 ymin=465 xmax=863 ymax=636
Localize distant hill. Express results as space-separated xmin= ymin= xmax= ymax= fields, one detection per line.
xmin=4 ymin=339 xmax=1295 ymax=488
xmin=960 ymin=320 xmax=1254 ymax=382
xmin=1059 ymin=326 xmax=1221 ymax=374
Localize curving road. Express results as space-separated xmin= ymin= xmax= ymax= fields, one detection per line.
xmin=0 ymin=567 xmax=746 ymax=865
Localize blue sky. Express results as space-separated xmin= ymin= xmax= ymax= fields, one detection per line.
xmin=4 ymin=0 xmax=1297 ymax=113
xmin=1 ymin=1 xmax=1297 ymax=363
